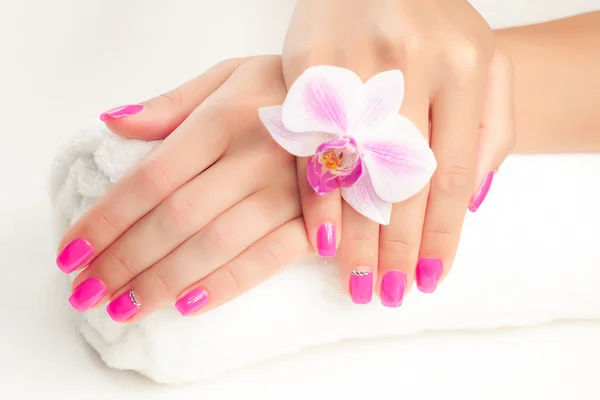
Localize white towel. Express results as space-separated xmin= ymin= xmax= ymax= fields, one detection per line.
xmin=50 ymin=120 xmax=600 ymax=384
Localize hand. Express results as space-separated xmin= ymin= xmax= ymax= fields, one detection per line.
xmin=282 ymin=0 xmax=514 ymax=303
xmin=58 ymin=56 xmax=312 ymax=321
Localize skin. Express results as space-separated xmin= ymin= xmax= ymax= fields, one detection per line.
xmin=282 ymin=0 xmax=514 ymax=295
xmin=59 ymin=11 xmax=600 ymax=320
xmin=65 ymin=57 xmax=313 ymax=319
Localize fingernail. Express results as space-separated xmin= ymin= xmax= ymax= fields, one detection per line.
xmin=175 ymin=288 xmax=209 ymax=316
xmin=56 ymin=238 xmax=93 ymax=274
xmin=469 ymin=171 xmax=494 ymax=212
xmin=99 ymin=104 xmax=143 ymax=121
xmin=381 ymin=270 xmax=407 ymax=307
xmin=69 ymin=278 xmax=107 ymax=312
xmin=416 ymin=257 xmax=443 ymax=293
xmin=106 ymin=290 xmax=141 ymax=322
xmin=316 ymin=222 xmax=336 ymax=257
xmin=349 ymin=267 xmax=373 ymax=304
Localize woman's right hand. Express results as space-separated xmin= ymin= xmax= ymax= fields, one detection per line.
xmin=281 ymin=0 xmax=515 ymax=304
xmin=59 ymin=56 xmax=313 ymax=321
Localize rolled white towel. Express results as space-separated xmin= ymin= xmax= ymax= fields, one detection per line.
xmin=50 ymin=120 xmax=600 ymax=384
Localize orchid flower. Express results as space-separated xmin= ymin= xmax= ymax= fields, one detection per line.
xmin=258 ymin=66 xmax=436 ymax=225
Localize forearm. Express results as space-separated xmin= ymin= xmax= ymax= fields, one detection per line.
xmin=497 ymin=11 xmax=600 ymax=153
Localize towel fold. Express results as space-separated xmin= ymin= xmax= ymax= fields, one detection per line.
xmin=50 ymin=120 xmax=600 ymax=384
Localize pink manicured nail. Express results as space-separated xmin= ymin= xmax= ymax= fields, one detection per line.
xmin=69 ymin=278 xmax=107 ymax=312
xmin=56 ymin=238 xmax=93 ymax=274
xmin=349 ymin=267 xmax=373 ymax=304
xmin=416 ymin=257 xmax=443 ymax=293
xmin=106 ymin=290 xmax=141 ymax=322
xmin=469 ymin=171 xmax=494 ymax=212
xmin=381 ymin=270 xmax=407 ymax=307
xmin=99 ymin=104 xmax=143 ymax=121
xmin=316 ymin=222 xmax=336 ymax=257
xmin=175 ymin=288 xmax=209 ymax=316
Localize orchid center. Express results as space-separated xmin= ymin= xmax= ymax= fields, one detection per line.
xmin=319 ymin=149 xmax=344 ymax=171
xmin=316 ymin=137 xmax=359 ymax=177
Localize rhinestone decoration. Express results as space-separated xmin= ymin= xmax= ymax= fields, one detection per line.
xmin=351 ymin=268 xmax=372 ymax=276
xmin=129 ymin=290 xmax=141 ymax=308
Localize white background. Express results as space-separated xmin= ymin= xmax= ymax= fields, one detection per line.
xmin=1 ymin=0 xmax=600 ymax=399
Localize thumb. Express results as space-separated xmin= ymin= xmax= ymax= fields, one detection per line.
xmin=471 ymin=46 xmax=515 ymax=211
xmin=100 ymin=57 xmax=248 ymax=141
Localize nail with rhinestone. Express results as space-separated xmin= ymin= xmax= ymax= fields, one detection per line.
xmin=349 ymin=267 xmax=373 ymax=304
xmin=107 ymin=290 xmax=141 ymax=322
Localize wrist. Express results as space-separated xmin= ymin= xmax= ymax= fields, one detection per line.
xmin=496 ymin=13 xmax=600 ymax=154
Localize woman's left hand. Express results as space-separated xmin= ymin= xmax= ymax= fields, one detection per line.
xmin=58 ymin=56 xmax=312 ymax=321
xmin=282 ymin=0 xmax=515 ymax=304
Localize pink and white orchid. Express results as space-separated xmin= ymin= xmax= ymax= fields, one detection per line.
xmin=258 ymin=66 xmax=436 ymax=225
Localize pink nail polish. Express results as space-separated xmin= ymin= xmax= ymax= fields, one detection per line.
xmin=469 ymin=171 xmax=494 ymax=212
xmin=381 ymin=270 xmax=407 ymax=307
xmin=175 ymin=288 xmax=209 ymax=316
xmin=349 ymin=267 xmax=373 ymax=304
xmin=56 ymin=238 xmax=93 ymax=274
xmin=69 ymin=278 xmax=107 ymax=312
xmin=316 ymin=222 xmax=336 ymax=257
xmin=106 ymin=290 xmax=141 ymax=322
xmin=416 ymin=257 xmax=443 ymax=293
xmin=99 ymin=104 xmax=143 ymax=121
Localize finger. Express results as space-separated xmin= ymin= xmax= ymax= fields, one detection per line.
xmin=175 ymin=219 xmax=310 ymax=316
xmin=56 ymin=56 xmax=288 ymax=274
xmin=469 ymin=47 xmax=515 ymax=212
xmin=70 ymin=145 xmax=290 ymax=295
xmin=101 ymin=57 xmax=249 ymax=140
xmin=282 ymin=47 xmax=345 ymax=259
xmin=56 ymin=102 xmax=234 ymax=274
xmin=417 ymin=59 xmax=487 ymax=292
xmin=297 ymin=157 xmax=342 ymax=257
xmin=377 ymin=66 xmax=430 ymax=307
xmin=96 ymin=190 xmax=302 ymax=321
xmin=338 ymin=201 xmax=379 ymax=304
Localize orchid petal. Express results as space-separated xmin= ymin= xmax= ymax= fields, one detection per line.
xmin=258 ymin=106 xmax=335 ymax=157
xmin=282 ymin=66 xmax=362 ymax=135
xmin=338 ymin=161 xmax=363 ymax=188
xmin=314 ymin=136 xmax=350 ymax=153
xmin=361 ymin=115 xmax=436 ymax=203
xmin=341 ymin=171 xmax=392 ymax=225
xmin=307 ymin=156 xmax=339 ymax=195
xmin=353 ymin=70 xmax=405 ymax=136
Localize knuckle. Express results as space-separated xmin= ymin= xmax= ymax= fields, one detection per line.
xmin=205 ymin=225 xmax=231 ymax=257
xmin=345 ymin=235 xmax=378 ymax=261
xmin=98 ymin=209 xmax=121 ymax=236
xmin=163 ymin=194 xmax=197 ymax=232
xmin=425 ymin=227 xmax=455 ymax=238
xmin=396 ymin=31 xmax=425 ymax=61
xmin=135 ymin=158 xmax=173 ymax=201
xmin=263 ymin=241 xmax=285 ymax=273
xmin=349 ymin=235 xmax=376 ymax=246
xmin=380 ymin=237 xmax=420 ymax=256
xmin=220 ymin=264 xmax=242 ymax=295
xmin=435 ymin=162 xmax=472 ymax=195
xmin=446 ymin=39 xmax=486 ymax=85
xmin=108 ymin=250 xmax=136 ymax=282
xmin=151 ymin=267 xmax=176 ymax=298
